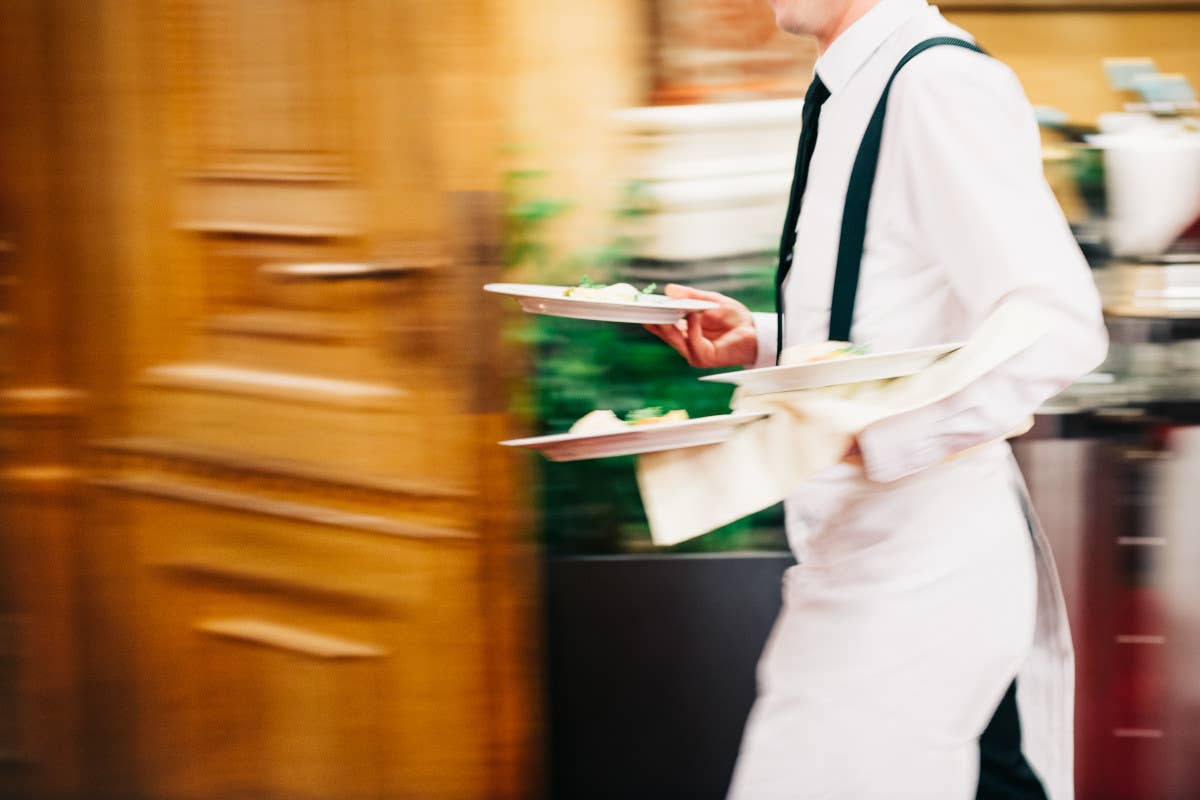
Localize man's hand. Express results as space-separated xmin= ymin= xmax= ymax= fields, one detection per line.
xmin=842 ymin=438 xmax=863 ymax=467
xmin=644 ymin=284 xmax=759 ymax=368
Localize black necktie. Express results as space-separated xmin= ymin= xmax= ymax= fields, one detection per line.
xmin=774 ymin=76 xmax=831 ymax=362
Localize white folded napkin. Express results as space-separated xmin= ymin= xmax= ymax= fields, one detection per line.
xmin=636 ymin=299 xmax=1052 ymax=546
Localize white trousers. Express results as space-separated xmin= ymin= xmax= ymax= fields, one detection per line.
xmin=727 ymin=444 xmax=1072 ymax=800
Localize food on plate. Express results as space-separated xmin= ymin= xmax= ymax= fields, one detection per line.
xmin=568 ymin=410 xmax=626 ymax=434
xmin=779 ymin=341 xmax=870 ymax=367
xmin=562 ymin=276 xmax=661 ymax=304
xmin=568 ymin=407 xmax=689 ymax=434
xmin=624 ymin=407 xmax=690 ymax=426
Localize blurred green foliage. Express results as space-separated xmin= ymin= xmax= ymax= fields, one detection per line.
xmin=1070 ymin=146 xmax=1107 ymax=218
xmin=503 ymin=168 xmax=785 ymax=555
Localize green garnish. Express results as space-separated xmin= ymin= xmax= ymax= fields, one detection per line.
xmin=566 ymin=277 xmax=659 ymax=301
xmin=623 ymin=406 xmax=666 ymax=422
xmin=564 ymin=275 xmax=607 ymax=297
xmin=633 ymin=282 xmax=657 ymax=303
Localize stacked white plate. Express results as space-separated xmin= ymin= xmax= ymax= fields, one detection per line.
xmin=484 ymin=283 xmax=716 ymax=324
xmin=500 ymin=411 xmax=771 ymax=462
xmin=701 ymin=342 xmax=963 ymax=394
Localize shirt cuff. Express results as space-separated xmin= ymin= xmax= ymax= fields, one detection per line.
xmin=751 ymin=312 xmax=778 ymax=368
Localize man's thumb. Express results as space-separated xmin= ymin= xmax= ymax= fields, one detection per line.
xmin=665 ymin=283 xmax=723 ymax=303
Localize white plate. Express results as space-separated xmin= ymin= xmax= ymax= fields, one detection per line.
xmin=701 ymin=342 xmax=964 ymax=394
xmin=500 ymin=410 xmax=770 ymax=462
xmin=484 ymin=283 xmax=717 ymax=324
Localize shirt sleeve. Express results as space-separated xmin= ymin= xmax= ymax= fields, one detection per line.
xmin=855 ymin=48 xmax=1109 ymax=483
xmin=752 ymin=312 xmax=779 ymax=368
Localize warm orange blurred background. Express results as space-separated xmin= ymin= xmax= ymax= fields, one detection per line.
xmin=4 ymin=1 xmax=1200 ymax=799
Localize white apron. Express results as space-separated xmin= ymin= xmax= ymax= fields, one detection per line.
xmin=726 ymin=441 xmax=1073 ymax=799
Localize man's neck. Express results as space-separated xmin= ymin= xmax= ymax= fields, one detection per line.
xmin=815 ymin=0 xmax=881 ymax=54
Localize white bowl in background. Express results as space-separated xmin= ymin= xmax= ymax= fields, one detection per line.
xmin=1087 ymin=132 xmax=1200 ymax=257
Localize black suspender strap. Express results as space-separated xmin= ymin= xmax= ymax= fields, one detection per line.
xmin=827 ymin=36 xmax=985 ymax=343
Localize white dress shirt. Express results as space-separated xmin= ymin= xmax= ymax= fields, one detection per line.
xmin=727 ymin=6 xmax=1099 ymax=796
xmin=751 ymin=0 xmax=1108 ymax=487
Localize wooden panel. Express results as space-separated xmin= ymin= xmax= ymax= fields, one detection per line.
xmin=0 ymin=615 xmax=26 ymax=768
xmin=945 ymin=9 xmax=1200 ymax=123
xmin=116 ymin=492 xmax=444 ymax=611
xmin=95 ymin=474 xmax=470 ymax=541
xmin=95 ymin=435 xmax=472 ymax=500
xmin=157 ymin=559 xmax=400 ymax=616
xmin=177 ymin=179 xmax=366 ymax=239
xmin=174 ymin=0 xmax=356 ymax=176
xmin=130 ymin=383 xmax=474 ymax=484
xmin=140 ymin=363 xmax=408 ymax=409
xmin=0 ymin=0 xmax=103 ymax=794
xmin=1 ymin=1 xmax=541 ymax=798
xmin=137 ymin=595 xmax=393 ymax=798
xmin=195 ymin=618 xmax=387 ymax=659
xmin=115 ymin=487 xmax=494 ymax=799
xmin=0 ymin=248 xmax=12 ymax=385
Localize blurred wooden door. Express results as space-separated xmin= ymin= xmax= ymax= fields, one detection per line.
xmin=0 ymin=1 xmax=538 ymax=798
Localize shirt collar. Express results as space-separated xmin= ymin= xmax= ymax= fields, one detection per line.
xmin=814 ymin=0 xmax=930 ymax=95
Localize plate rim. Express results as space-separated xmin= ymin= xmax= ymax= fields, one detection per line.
xmin=699 ymin=341 xmax=965 ymax=385
xmin=499 ymin=409 xmax=771 ymax=448
xmin=483 ymin=282 xmax=718 ymax=312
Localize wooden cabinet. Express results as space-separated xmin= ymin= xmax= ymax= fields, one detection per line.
xmin=0 ymin=1 xmax=538 ymax=798
xmin=105 ymin=485 xmax=496 ymax=798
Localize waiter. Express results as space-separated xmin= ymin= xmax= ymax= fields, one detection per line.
xmin=646 ymin=0 xmax=1108 ymax=798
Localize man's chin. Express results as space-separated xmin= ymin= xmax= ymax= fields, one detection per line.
xmin=772 ymin=10 xmax=808 ymax=36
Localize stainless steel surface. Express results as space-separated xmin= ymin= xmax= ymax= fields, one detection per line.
xmin=1050 ymin=294 xmax=1200 ymax=408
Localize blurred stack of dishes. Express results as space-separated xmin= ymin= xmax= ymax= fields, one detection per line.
xmin=1101 ymin=312 xmax=1200 ymax=405
xmin=1100 ymin=256 xmax=1200 ymax=318
xmin=1085 ymin=132 xmax=1200 ymax=258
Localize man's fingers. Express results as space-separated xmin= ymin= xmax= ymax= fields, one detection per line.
xmin=647 ymin=321 xmax=693 ymax=363
xmin=696 ymin=304 xmax=747 ymax=332
xmin=662 ymin=326 xmax=695 ymax=364
xmin=645 ymin=319 xmax=687 ymax=339
xmin=685 ymin=312 xmax=716 ymax=366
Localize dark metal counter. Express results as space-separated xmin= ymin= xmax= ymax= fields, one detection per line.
xmin=544 ymin=552 xmax=793 ymax=800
